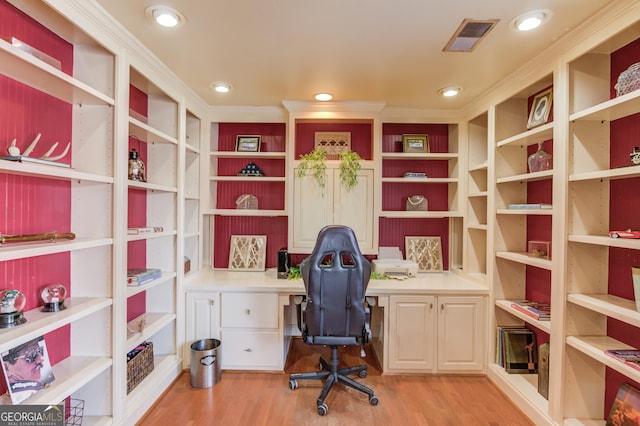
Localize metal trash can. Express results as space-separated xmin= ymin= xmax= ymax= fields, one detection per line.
xmin=190 ymin=338 xmax=221 ymax=388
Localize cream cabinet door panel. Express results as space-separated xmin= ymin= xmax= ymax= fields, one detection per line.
xmin=333 ymin=169 xmax=375 ymax=252
xmin=221 ymin=292 xmax=279 ymax=328
xmin=184 ymin=292 xmax=220 ymax=367
xmin=221 ymin=330 xmax=281 ymax=370
xmin=437 ymin=296 xmax=485 ymax=372
xmin=388 ymin=295 xmax=436 ymax=371
xmin=292 ymin=172 xmax=334 ymax=249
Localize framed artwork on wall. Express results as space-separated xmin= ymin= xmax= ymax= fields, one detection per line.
xmin=228 ymin=235 xmax=267 ymax=271
xmin=527 ymin=88 xmax=553 ymax=129
xmin=405 ymin=236 xmax=443 ymax=272
xmin=402 ymin=134 xmax=429 ymax=153
xmin=236 ymin=135 xmax=261 ymax=152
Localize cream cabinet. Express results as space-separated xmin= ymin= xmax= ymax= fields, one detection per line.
xmin=220 ymin=292 xmax=283 ymax=370
xmin=291 ymin=167 xmax=375 ymax=253
xmin=184 ymin=292 xmax=220 ymax=367
xmin=387 ymin=295 xmax=485 ymax=373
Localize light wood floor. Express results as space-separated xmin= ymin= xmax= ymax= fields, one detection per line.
xmin=138 ymin=342 xmax=534 ymax=425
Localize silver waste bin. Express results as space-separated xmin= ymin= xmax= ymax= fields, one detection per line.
xmin=190 ymin=338 xmax=221 ymax=388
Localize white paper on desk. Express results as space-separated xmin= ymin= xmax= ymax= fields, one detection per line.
xmin=378 ymin=247 xmax=403 ymax=260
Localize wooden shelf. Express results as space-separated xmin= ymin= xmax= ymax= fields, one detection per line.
xmin=210 ymin=176 xmax=285 ymax=182
xmin=567 ymin=293 xmax=640 ymax=327
xmin=129 ymin=116 xmax=177 ymax=145
xmin=495 ymin=251 xmax=552 ymax=270
xmin=568 ymin=234 xmax=640 ymax=250
xmin=569 ymin=164 xmax=640 ymax=182
xmin=495 ymin=299 xmax=552 ymax=333
xmin=496 ymin=170 xmax=553 ymax=184
xmin=0 ymin=238 xmax=113 ymax=262
xmin=570 ymin=89 xmax=640 ymax=122
xmin=210 ymin=209 xmax=287 ymax=217
xmin=211 ymin=151 xmax=285 ymax=158
xmin=379 ymin=210 xmax=463 ymax=218
xmin=496 ymin=123 xmax=553 ymax=148
xmin=381 ymin=152 xmax=459 ymax=160
xmin=127 ymin=272 xmax=176 ymax=298
xmin=496 ymin=208 xmax=553 ymax=216
xmin=126 ymin=230 xmax=177 ymax=242
xmin=0 ymin=160 xmax=113 ymax=183
xmin=381 ymin=177 xmax=458 ymax=183
xmin=128 ymin=180 xmax=178 ymax=193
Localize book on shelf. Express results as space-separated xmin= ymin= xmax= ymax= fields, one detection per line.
xmin=1 ymin=336 xmax=56 ymax=404
xmin=604 ymin=349 xmax=640 ymax=371
xmin=510 ymin=300 xmax=551 ymax=321
xmin=607 ymin=383 xmax=640 ymax=426
xmin=503 ymin=328 xmax=538 ymax=374
xmin=127 ymin=226 xmax=164 ymax=235
xmin=507 ymin=203 xmax=552 ymax=210
xmin=496 ymin=326 xmax=528 ymax=367
xmin=2 ymin=155 xmax=70 ymax=168
xmin=538 ymin=343 xmax=550 ymax=400
xmin=127 ymin=268 xmax=162 ymax=286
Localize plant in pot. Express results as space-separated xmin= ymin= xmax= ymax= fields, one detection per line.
xmin=296 ymin=148 xmax=362 ymax=192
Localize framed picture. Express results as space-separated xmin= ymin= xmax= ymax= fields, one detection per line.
xmin=402 ymin=134 xmax=429 ymax=153
xmin=1 ymin=336 xmax=56 ymax=404
xmin=527 ymin=88 xmax=553 ymax=129
xmin=235 ymin=135 xmax=261 ymax=152
xmin=607 ymin=383 xmax=640 ymax=426
xmin=228 ymin=235 xmax=267 ymax=271
xmin=405 ymin=236 xmax=443 ymax=272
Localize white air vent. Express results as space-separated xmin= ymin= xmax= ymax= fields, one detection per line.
xmin=443 ymin=19 xmax=499 ymax=52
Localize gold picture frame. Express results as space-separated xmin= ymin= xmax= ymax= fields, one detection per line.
xmin=527 ymin=88 xmax=553 ymax=129
xmin=402 ymin=134 xmax=429 ymax=153
xmin=405 ymin=236 xmax=443 ymax=272
xmin=235 ymin=135 xmax=261 ymax=152
xmin=228 ymin=235 xmax=267 ymax=271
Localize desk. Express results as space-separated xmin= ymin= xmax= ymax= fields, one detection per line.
xmin=184 ymin=269 xmax=488 ymax=374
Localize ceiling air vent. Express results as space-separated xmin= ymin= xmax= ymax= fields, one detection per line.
xmin=443 ymin=19 xmax=499 ymax=52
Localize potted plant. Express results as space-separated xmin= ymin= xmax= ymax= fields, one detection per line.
xmin=296 ymin=148 xmax=362 ymax=192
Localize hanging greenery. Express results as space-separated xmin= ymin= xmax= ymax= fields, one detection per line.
xmin=296 ymin=148 xmax=362 ymax=192
xmin=338 ymin=150 xmax=362 ymax=191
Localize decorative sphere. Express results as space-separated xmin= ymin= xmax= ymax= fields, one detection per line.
xmin=0 ymin=290 xmax=26 ymax=314
xmin=41 ymin=284 xmax=67 ymax=304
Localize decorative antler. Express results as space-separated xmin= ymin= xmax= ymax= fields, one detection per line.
xmin=5 ymin=134 xmax=70 ymax=162
xmin=21 ymin=133 xmax=41 ymax=156
xmin=41 ymin=141 xmax=70 ymax=161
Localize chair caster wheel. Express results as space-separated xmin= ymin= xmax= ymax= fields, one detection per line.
xmin=317 ymin=403 xmax=328 ymax=416
xmin=359 ymin=369 xmax=367 ymax=378
xmin=369 ymin=395 xmax=379 ymax=406
xmin=289 ymin=380 xmax=298 ymax=390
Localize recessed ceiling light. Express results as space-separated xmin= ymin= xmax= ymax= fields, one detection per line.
xmin=511 ymin=10 xmax=552 ymax=32
xmin=145 ymin=6 xmax=185 ymax=28
xmin=314 ymin=93 xmax=333 ymax=101
xmin=438 ymin=86 xmax=462 ymax=97
xmin=211 ymin=82 xmax=232 ymax=93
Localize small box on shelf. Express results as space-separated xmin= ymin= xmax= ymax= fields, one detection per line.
xmin=528 ymin=240 xmax=550 ymax=259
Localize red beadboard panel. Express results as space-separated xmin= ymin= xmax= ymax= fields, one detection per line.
xmin=127 ymin=188 xmax=148 ymax=229
xmin=382 ymin=123 xmax=450 ymax=154
xmin=382 ymin=182 xmax=449 ymax=211
xmin=378 ymin=217 xmax=449 ymax=270
xmin=217 ymin=158 xmax=285 ymax=177
xmin=382 ymin=159 xmax=448 ymax=178
xmin=295 ymin=122 xmax=373 ymax=160
xmin=217 ymin=123 xmax=286 ymax=153
xmin=129 ymin=85 xmax=149 ymax=118
xmin=216 ymin=181 xmax=285 ymax=210
xmin=212 ymin=216 xmax=288 ymax=269
xmin=0 ymin=1 xmax=73 ymax=75
xmin=127 ymin=292 xmax=146 ymax=323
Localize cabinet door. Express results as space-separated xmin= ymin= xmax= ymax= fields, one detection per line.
xmin=185 ymin=292 xmax=220 ymax=345
xmin=388 ymin=295 xmax=436 ymax=371
xmin=292 ymin=168 xmax=374 ymax=251
xmin=333 ymin=168 xmax=375 ymax=252
xmin=292 ymin=171 xmax=334 ymax=249
xmin=437 ymin=296 xmax=485 ymax=372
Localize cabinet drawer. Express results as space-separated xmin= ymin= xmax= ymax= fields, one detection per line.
xmin=221 ymin=330 xmax=281 ymax=370
xmin=221 ymin=292 xmax=279 ymax=328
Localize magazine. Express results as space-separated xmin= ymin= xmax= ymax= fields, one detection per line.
xmin=605 ymin=349 xmax=640 ymax=371
xmin=1 ymin=336 xmax=56 ymax=404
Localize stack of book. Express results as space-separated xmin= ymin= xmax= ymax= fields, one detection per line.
xmin=510 ymin=300 xmax=551 ymax=321
xmin=507 ymin=203 xmax=552 ymax=210
xmin=127 ymin=268 xmax=162 ymax=286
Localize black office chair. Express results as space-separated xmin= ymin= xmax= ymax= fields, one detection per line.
xmin=288 ymin=225 xmax=379 ymax=416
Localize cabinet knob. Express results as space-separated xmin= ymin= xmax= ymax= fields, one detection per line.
xmin=244 ymin=348 xmax=252 ymax=352
xmin=246 ymin=308 xmax=251 ymax=315
xmin=210 ymin=299 xmax=215 ymax=306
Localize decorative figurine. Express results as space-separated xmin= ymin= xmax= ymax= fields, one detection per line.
xmin=128 ymin=148 xmax=146 ymax=182
xmin=631 ymin=146 xmax=640 ymax=165
xmin=41 ymin=284 xmax=67 ymax=312
xmin=0 ymin=290 xmax=26 ymax=328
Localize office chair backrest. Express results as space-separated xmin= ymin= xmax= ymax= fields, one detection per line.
xmin=300 ymin=225 xmax=371 ymax=338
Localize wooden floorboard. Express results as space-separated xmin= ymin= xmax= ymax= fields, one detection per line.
xmin=137 ymin=340 xmax=535 ymax=425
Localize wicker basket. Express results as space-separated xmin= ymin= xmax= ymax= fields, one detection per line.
xmin=127 ymin=341 xmax=154 ymax=394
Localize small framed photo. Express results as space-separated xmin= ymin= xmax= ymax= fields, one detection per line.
xmin=402 ymin=134 xmax=429 ymax=153
xmin=527 ymin=88 xmax=553 ymax=129
xmin=236 ymin=135 xmax=261 ymax=152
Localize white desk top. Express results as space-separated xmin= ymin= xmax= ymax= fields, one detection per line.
xmin=183 ymin=268 xmax=489 ymax=295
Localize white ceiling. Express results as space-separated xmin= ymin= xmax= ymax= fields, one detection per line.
xmin=96 ymin=0 xmax=615 ymax=109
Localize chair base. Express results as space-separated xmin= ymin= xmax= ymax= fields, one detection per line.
xmin=288 ymin=345 xmax=379 ymax=416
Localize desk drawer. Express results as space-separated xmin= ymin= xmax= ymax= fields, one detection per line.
xmin=222 ymin=292 xmax=278 ymax=328
xmin=221 ymin=330 xmax=281 ymax=370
